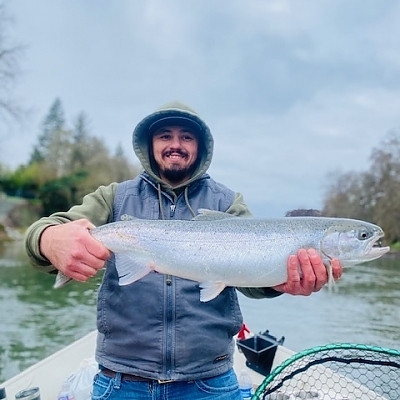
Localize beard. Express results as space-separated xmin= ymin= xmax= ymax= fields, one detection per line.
xmin=161 ymin=163 xmax=197 ymax=185
xmin=151 ymin=147 xmax=201 ymax=185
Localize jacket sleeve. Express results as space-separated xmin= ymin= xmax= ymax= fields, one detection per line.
xmin=226 ymin=192 xmax=283 ymax=299
xmin=24 ymin=182 xmax=118 ymax=272
xmin=225 ymin=192 xmax=252 ymax=217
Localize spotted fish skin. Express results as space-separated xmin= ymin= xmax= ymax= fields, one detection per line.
xmin=54 ymin=210 xmax=390 ymax=301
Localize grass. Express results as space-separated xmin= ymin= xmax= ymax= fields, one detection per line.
xmin=389 ymin=241 xmax=400 ymax=252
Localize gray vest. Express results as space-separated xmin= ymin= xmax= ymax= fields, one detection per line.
xmin=95 ymin=173 xmax=244 ymax=381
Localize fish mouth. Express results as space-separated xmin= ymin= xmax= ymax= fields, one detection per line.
xmin=367 ymin=234 xmax=390 ymax=260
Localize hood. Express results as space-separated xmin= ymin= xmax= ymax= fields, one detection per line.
xmin=132 ymin=101 xmax=214 ymax=189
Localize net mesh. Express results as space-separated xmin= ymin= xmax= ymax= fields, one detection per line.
xmin=253 ymin=343 xmax=400 ymax=400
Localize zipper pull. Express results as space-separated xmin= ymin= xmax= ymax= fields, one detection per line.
xmin=170 ymin=204 xmax=176 ymax=217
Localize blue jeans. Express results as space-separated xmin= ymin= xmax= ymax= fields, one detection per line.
xmin=91 ymin=368 xmax=243 ymax=400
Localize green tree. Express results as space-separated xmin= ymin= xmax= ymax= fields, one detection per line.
xmin=0 ymin=163 xmax=40 ymax=197
xmin=29 ymin=98 xmax=71 ymax=178
xmin=70 ymin=111 xmax=91 ymax=172
xmin=39 ymin=171 xmax=88 ymax=216
xmin=10 ymin=98 xmax=140 ymax=211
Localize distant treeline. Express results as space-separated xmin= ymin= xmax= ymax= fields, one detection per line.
xmin=321 ymin=131 xmax=400 ymax=244
xmin=1 ymin=99 xmax=400 ymax=245
xmin=0 ymin=98 xmax=140 ymax=216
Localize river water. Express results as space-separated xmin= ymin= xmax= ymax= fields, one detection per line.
xmin=1 ymin=240 xmax=399 ymax=383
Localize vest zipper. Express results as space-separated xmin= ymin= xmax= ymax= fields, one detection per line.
xmin=165 ymin=201 xmax=175 ymax=378
xmin=164 ymin=275 xmax=174 ymax=378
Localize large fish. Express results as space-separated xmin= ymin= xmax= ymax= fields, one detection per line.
xmin=54 ymin=210 xmax=390 ymax=301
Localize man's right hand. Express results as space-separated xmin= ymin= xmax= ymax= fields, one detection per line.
xmin=40 ymin=219 xmax=111 ymax=283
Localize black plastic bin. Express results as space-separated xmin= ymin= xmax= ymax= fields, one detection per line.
xmin=236 ymin=330 xmax=285 ymax=376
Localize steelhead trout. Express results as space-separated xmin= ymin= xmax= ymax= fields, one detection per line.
xmin=54 ymin=210 xmax=390 ymax=301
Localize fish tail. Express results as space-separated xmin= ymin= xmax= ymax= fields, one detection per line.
xmin=54 ymin=271 xmax=73 ymax=289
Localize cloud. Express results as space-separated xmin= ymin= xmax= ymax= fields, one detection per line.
xmin=2 ymin=0 xmax=400 ymax=217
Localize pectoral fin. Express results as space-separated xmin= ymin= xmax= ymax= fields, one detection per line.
xmin=325 ymin=262 xmax=338 ymax=293
xmin=199 ymin=281 xmax=226 ymax=302
xmin=115 ymin=253 xmax=153 ymax=286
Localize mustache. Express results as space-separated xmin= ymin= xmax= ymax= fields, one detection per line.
xmin=164 ymin=149 xmax=188 ymax=157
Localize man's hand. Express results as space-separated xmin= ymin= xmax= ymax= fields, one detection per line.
xmin=40 ymin=219 xmax=110 ymax=283
xmin=273 ymin=248 xmax=342 ymax=296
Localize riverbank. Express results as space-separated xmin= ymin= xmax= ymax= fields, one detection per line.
xmin=1 ymin=195 xmax=399 ymax=254
xmin=0 ymin=195 xmax=21 ymax=240
xmin=0 ymin=195 xmax=40 ymax=241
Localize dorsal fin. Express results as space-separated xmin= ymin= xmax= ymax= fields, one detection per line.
xmin=192 ymin=209 xmax=238 ymax=221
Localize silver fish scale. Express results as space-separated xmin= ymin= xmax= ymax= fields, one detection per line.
xmin=90 ymin=216 xmax=388 ymax=290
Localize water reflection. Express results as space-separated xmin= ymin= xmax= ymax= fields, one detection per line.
xmin=0 ymin=242 xmax=399 ymax=382
xmin=239 ymin=257 xmax=400 ymax=354
xmin=0 ymin=241 xmax=100 ymax=382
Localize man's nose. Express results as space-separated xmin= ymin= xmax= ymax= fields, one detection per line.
xmin=169 ymin=135 xmax=182 ymax=147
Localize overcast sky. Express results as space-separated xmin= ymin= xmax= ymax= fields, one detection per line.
xmin=3 ymin=0 xmax=400 ymax=217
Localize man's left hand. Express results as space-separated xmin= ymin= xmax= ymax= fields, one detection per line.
xmin=272 ymin=248 xmax=342 ymax=296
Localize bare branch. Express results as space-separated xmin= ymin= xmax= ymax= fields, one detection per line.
xmin=0 ymin=1 xmax=25 ymax=122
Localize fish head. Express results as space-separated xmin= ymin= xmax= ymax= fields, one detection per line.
xmin=320 ymin=219 xmax=390 ymax=265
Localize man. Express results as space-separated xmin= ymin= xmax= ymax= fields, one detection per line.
xmin=25 ymin=101 xmax=342 ymax=399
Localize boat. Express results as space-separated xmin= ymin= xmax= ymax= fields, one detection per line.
xmin=0 ymin=327 xmax=292 ymax=399
xmin=2 ymin=327 xmax=399 ymax=399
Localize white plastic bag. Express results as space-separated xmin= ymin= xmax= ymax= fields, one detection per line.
xmin=64 ymin=357 xmax=99 ymax=400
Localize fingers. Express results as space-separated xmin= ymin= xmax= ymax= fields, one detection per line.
xmin=272 ymin=254 xmax=304 ymax=295
xmin=292 ymin=249 xmax=317 ymax=295
xmin=74 ymin=218 xmax=96 ymax=231
xmin=287 ymin=254 xmax=301 ymax=284
xmin=68 ymin=246 xmax=107 ymax=280
xmin=85 ymin=236 xmax=111 ymax=262
xmin=274 ymin=248 xmax=343 ymax=296
xmin=305 ymin=249 xmax=327 ymax=292
xmin=330 ymin=258 xmax=342 ymax=281
xmin=40 ymin=219 xmax=110 ymax=283
xmin=74 ymin=219 xmax=111 ymax=261
xmin=65 ymin=236 xmax=109 ymax=282
xmin=64 ymin=261 xmax=102 ymax=282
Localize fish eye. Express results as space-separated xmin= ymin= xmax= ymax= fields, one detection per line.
xmin=358 ymin=229 xmax=372 ymax=240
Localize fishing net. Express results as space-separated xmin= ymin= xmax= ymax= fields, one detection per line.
xmin=253 ymin=343 xmax=400 ymax=400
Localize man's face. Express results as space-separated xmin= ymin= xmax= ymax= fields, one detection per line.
xmin=152 ymin=125 xmax=199 ymax=186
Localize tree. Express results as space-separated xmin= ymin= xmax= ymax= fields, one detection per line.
xmin=10 ymin=98 xmax=141 ymax=210
xmin=0 ymin=163 xmax=41 ymax=198
xmin=0 ymin=2 xmax=24 ymax=123
xmin=368 ymin=132 xmax=400 ymax=243
xmin=70 ymin=111 xmax=91 ymax=172
xmin=29 ymin=98 xmax=73 ymax=178
xmin=322 ymin=130 xmax=400 ymax=243
xmin=322 ymin=170 xmax=376 ymax=221
xmin=39 ymin=171 xmax=88 ymax=215
xmin=30 ymin=98 xmax=66 ymax=162
xmin=111 ymin=143 xmax=139 ymax=183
